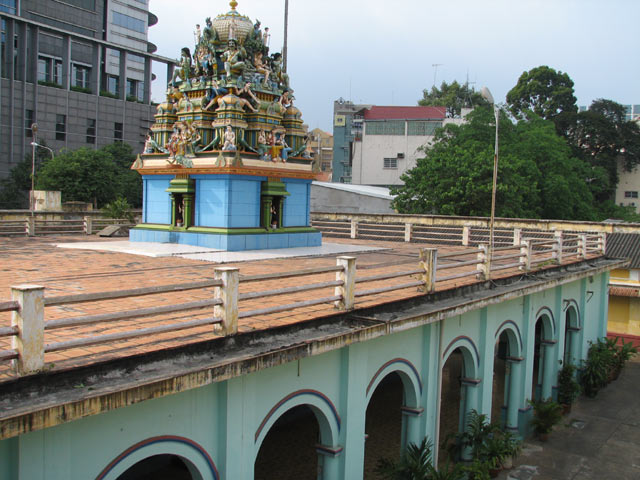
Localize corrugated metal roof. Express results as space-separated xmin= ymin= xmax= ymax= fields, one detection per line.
xmin=362 ymin=106 xmax=446 ymax=120
xmin=606 ymin=233 xmax=640 ymax=268
xmin=312 ymin=181 xmax=394 ymax=200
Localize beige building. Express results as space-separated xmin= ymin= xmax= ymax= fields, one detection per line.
xmin=616 ymin=159 xmax=640 ymax=214
xmin=308 ymin=128 xmax=333 ymax=180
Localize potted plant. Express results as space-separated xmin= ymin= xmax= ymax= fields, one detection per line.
xmin=557 ymin=363 xmax=581 ymax=413
xmin=612 ymin=337 xmax=638 ymax=379
xmin=580 ymin=340 xmax=610 ymax=397
xmin=529 ymin=399 xmax=563 ymax=441
xmin=478 ymin=434 xmax=506 ymax=477
xmin=500 ymin=431 xmax=522 ymax=469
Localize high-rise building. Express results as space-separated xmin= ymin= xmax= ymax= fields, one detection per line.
xmin=331 ymin=98 xmax=370 ymax=184
xmin=0 ymin=0 xmax=174 ymax=179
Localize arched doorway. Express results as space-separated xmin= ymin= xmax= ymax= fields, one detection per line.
xmin=363 ymin=373 xmax=404 ymax=479
xmin=438 ymin=340 xmax=480 ymax=465
xmin=492 ymin=323 xmax=524 ymax=432
xmin=492 ymin=331 xmax=509 ymax=427
xmin=532 ymin=312 xmax=555 ymax=401
xmin=254 ymin=390 xmax=341 ymax=480
xmin=564 ymin=305 xmax=579 ymax=366
xmin=117 ymin=455 xmax=195 ymax=480
xmin=254 ymin=405 xmax=320 ymax=480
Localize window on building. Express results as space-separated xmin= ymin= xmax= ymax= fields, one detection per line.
xmin=56 ymin=114 xmax=66 ymax=141
xmin=407 ymin=121 xmax=443 ymax=136
xmin=25 ymin=110 xmax=35 ymax=137
xmin=63 ymin=0 xmax=96 ymax=9
xmin=38 ymin=56 xmax=63 ymax=85
xmin=112 ymin=12 xmax=146 ymax=34
xmin=625 ymin=191 xmax=639 ymax=198
xmin=107 ymin=75 xmax=119 ymax=95
xmin=114 ymin=122 xmax=123 ymax=142
xmin=383 ymin=157 xmax=398 ymax=169
xmin=72 ymin=64 xmax=91 ymax=89
xmin=0 ymin=0 xmax=16 ymax=14
xmin=366 ymin=120 xmax=405 ymax=136
xmin=86 ymin=119 xmax=96 ymax=144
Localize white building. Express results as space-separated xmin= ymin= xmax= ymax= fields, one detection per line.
xmin=350 ymin=105 xmax=466 ymax=187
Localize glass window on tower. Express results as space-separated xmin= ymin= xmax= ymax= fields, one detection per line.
xmin=0 ymin=0 xmax=16 ymax=14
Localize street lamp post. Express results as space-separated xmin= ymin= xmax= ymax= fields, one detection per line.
xmin=30 ymin=123 xmax=38 ymax=216
xmin=481 ymin=87 xmax=499 ymax=272
xmin=29 ymin=132 xmax=55 ymax=215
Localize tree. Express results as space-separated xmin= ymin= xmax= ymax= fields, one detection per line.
xmin=419 ymin=80 xmax=486 ymax=118
xmin=506 ymin=66 xmax=577 ymax=120
xmin=0 ymin=142 xmax=53 ymax=209
xmin=563 ymin=99 xmax=640 ymax=205
xmin=35 ymin=143 xmax=141 ymax=208
xmin=391 ymin=107 xmax=598 ymax=221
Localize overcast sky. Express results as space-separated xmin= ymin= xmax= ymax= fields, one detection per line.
xmin=149 ymin=0 xmax=639 ymax=132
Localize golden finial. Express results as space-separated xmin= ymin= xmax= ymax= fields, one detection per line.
xmin=230 ymin=1 xmax=238 ymax=9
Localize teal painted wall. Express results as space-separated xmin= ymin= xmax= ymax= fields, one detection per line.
xmin=0 ymin=274 xmax=611 ymax=479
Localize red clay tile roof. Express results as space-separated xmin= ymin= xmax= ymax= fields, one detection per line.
xmin=362 ymin=106 xmax=446 ymax=120
xmin=609 ymin=286 xmax=640 ymax=297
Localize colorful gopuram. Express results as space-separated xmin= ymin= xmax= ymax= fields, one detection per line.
xmin=130 ymin=1 xmax=320 ymax=251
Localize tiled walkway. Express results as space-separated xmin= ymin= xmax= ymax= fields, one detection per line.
xmin=0 ymin=235 xmax=597 ymax=382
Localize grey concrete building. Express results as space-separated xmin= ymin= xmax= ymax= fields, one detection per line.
xmin=0 ymin=0 xmax=174 ymax=179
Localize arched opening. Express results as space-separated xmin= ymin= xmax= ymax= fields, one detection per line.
xmin=254 ymin=405 xmax=320 ymax=480
xmin=532 ymin=313 xmax=553 ymax=401
xmin=116 ymin=454 xmax=195 ymax=480
xmin=438 ymin=345 xmax=478 ymax=465
xmin=564 ymin=306 xmax=579 ymax=366
xmin=363 ymin=372 xmax=405 ymax=479
xmin=491 ymin=331 xmax=510 ymax=427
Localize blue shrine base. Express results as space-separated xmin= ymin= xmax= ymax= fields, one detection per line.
xmin=130 ymin=228 xmax=322 ymax=251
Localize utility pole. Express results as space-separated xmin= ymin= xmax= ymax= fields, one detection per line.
xmin=432 ymin=63 xmax=443 ymax=87
xmin=283 ymin=0 xmax=289 ymax=72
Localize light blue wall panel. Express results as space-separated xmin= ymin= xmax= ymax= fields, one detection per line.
xmin=284 ymin=180 xmax=311 ymax=227
xmin=143 ymin=176 xmax=172 ymax=224
xmin=196 ymin=177 xmax=230 ymax=227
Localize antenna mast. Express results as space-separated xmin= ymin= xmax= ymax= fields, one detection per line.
xmin=432 ymin=63 xmax=443 ymax=87
xmin=283 ymin=0 xmax=289 ymax=72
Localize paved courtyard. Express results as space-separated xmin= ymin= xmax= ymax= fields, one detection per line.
xmin=499 ymin=356 xmax=640 ymax=480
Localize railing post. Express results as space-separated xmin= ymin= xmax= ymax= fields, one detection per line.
xmin=11 ymin=285 xmax=45 ymax=375
xmin=553 ymin=230 xmax=563 ymax=264
xmin=213 ymin=267 xmax=239 ymax=336
xmin=84 ymin=216 xmax=92 ymax=235
xmin=520 ymin=240 xmax=531 ymax=271
xmin=404 ymin=223 xmax=412 ymax=243
xmin=599 ymin=232 xmax=606 ymax=255
xmin=513 ymin=228 xmax=521 ymax=246
xmin=462 ymin=225 xmax=470 ymax=246
xmin=335 ymin=256 xmax=356 ymax=310
xmin=419 ymin=248 xmax=438 ymax=293
xmin=476 ymin=244 xmax=489 ymax=280
xmin=26 ymin=217 xmax=35 ymax=237
xmin=350 ymin=219 xmax=358 ymax=239
xmin=578 ymin=234 xmax=587 ymax=259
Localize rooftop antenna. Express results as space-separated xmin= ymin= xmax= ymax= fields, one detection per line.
xmin=432 ymin=63 xmax=443 ymax=87
xmin=283 ymin=0 xmax=289 ymax=72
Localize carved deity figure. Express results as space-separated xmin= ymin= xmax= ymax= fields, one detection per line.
xmin=194 ymin=24 xmax=201 ymax=45
xmin=253 ymin=52 xmax=271 ymax=85
xmin=278 ymin=135 xmax=292 ymax=162
xmin=228 ymin=17 xmax=237 ymax=41
xmin=202 ymin=17 xmax=217 ymax=45
xmin=223 ymin=40 xmax=244 ymax=79
xmin=263 ymin=27 xmax=270 ymax=47
xmin=222 ymin=126 xmax=236 ymax=151
xmin=170 ymin=47 xmax=192 ymax=86
xmin=257 ymin=129 xmax=269 ymax=160
xmin=203 ymin=80 xmax=229 ymax=110
xmin=270 ymin=53 xmax=289 ymax=89
xmin=237 ymin=81 xmax=260 ymax=105
xmin=278 ymin=90 xmax=292 ymax=109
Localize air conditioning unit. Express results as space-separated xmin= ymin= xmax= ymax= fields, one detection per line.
xmin=397 ymin=152 xmax=405 ymax=159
